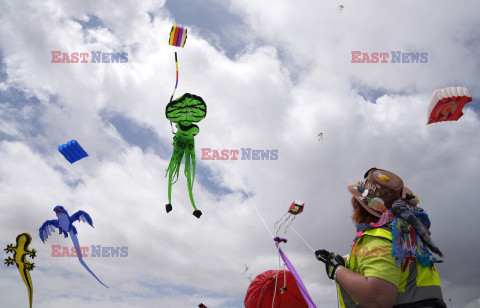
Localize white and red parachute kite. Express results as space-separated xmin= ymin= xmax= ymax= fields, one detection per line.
xmin=427 ymin=87 xmax=472 ymax=124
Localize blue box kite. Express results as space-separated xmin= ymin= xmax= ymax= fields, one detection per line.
xmin=58 ymin=140 xmax=89 ymax=164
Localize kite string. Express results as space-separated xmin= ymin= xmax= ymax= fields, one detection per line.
xmin=291 ymin=227 xmax=315 ymax=253
xmin=229 ymin=162 xmax=274 ymax=239
xmin=229 ymin=164 xmax=320 ymax=306
xmin=272 ymin=244 xmax=288 ymax=308
xmin=272 ymin=248 xmax=281 ymax=308
xmin=229 ymin=160 xmax=314 ymax=252
xmin=229 ymin=162 xmax=314 ymax=251
xmin=229 ymin=162 xmax=289 ymax=307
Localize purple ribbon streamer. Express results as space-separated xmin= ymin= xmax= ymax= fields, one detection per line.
xmin=275 ymin=238 xmax=317 ymax=308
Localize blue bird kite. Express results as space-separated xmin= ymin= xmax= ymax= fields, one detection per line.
xmin=58 ymin=140 xmax=88 ymax=164
xmin=39 ymin=205 xmax=108 ymax=288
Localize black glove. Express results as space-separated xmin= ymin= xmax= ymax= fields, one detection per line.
xmin=315 ymin=249 xmax=345 ymax=280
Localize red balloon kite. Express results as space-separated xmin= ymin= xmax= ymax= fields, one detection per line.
xmin=245 ymin=270 xmax=309 ymax=308
xmin=427 ymin=86 xmax=472 ymax=124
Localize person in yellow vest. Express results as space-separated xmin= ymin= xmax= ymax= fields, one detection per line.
xmin=315 ymin=168 xmax=446 ymax=307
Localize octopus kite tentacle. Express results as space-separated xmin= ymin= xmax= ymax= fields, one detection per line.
xmin=184 ymin=141 xmax=198 ymax=210
xmin=165 ymin=136 xmax=185 ymax=185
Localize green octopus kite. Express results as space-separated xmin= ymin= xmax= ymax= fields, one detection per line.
xmin=165 ymin=93 xmax=207 ymax=218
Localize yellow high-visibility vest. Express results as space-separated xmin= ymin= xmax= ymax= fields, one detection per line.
xmin=337 ymin=227 xmax=444 ymax=307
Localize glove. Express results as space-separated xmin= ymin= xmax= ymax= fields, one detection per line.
xmin=315 ymin=249 xmax=345 ymax=280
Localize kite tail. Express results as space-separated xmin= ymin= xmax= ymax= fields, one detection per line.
xmin=26 ymin=272 xmax=33 ymax=308
xmin=283 ymin=215 xmax=296 ymax=234
xmin=69 ymin=231 xmax=108 ymax=288
xmin=19 ymin=264 xmax=33 ymax=308
xmin=274 ymin=212 xmax=289 ymax=230
xmin=274 ymin=213 xmax=291 ymax=236
xmin=168 ymin=52 xmax=179 ymax=134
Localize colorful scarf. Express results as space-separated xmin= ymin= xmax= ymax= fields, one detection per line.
xmin=354 ymin=198 xmax=443 ymax=271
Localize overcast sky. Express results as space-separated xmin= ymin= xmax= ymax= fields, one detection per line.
xmin=0 ymin=0 xmax=479 ymax=307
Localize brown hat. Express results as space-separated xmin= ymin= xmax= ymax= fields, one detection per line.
xmin=347 ymin=168 xmax=407 ymax=217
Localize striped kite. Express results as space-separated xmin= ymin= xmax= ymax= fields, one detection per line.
xmin=168 ymin=25 xmax=188 ymax=134
xmin=169 ymin=25 xmax=187 ymax=48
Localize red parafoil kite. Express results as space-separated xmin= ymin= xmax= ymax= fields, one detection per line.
xmin=427 ymin=86 xmax=472 ymax=124
xmin=244 ymin=270 xmax=309 ymax=308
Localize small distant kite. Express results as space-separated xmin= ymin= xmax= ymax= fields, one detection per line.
xmin=337 ymin=5 xmax=344 ymax=13
xmin=165 ymin=93 xmax=207 ymax=218
xmin=243 ymin=264 xmax=253 ymax=282
xmin=427 ymin=86 xmax=472 ymax=124
xmin=39 ymin=205 xmax=108 ymax=288
xmin=169 ymin=25 xmax=187 ymax=48
xmin=4 ymin=233 xmax=36 ymax=308
xmin=317 ymin=133 xmax=323 ymax=140
xmin=274 ymin=201 xmax=305 ymax=235
xmin=58 ymin=140 xmax=88 ymax=164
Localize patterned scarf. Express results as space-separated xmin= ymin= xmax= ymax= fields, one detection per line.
xmin=354 ymin=198 xmax=443 ymax=271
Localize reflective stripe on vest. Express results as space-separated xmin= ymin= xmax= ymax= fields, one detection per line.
xmin=337 ymin=227 xmax=443 ymax=307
